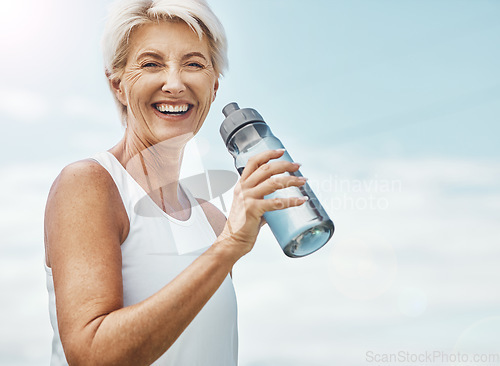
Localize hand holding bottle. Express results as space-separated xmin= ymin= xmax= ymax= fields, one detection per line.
xmin=217 ymin=149 xmax=308 ymax=260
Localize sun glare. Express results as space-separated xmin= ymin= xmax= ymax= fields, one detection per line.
xmin=0 ymin=1 xmax=49 ymax=48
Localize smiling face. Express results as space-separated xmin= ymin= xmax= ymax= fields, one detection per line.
xmin=111 ymin=20 xmax=219 ymax=147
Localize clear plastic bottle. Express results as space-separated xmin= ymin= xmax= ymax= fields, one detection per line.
xmin=220 ymin=102 xmax=334 ymax=257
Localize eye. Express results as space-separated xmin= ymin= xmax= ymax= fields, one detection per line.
xmin=187 ymin=62 xmax=204 ymax=69
xmin=142 ymin=62 xmax=160 ymax=68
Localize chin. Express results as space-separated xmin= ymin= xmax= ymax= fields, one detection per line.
xmin=153 ymin=129 xmax=196 ymax=148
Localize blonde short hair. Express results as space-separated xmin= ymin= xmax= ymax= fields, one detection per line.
xmin=101 ymin=0 xmax=228 ymax=123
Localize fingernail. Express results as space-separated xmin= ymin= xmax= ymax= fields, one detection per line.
xmin=300 ymin=196 xmax=309 ymax=202
xmin=276 ymin=148 xmax=286 ymax=153
xmin=298 ymin=177 xmax=308 ymax=182
xmin=294 ymin=162 xmax=302 ymax=167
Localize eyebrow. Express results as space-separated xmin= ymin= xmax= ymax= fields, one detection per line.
xmin=136 ymin=51 xmax=209 ymax=63
xmin=137 ymin=51 xmax=164 ymax=60
xmin=182 ymin=52 xmax=208 ymax=61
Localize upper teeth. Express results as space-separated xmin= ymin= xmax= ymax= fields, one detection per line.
xmin=155 ymin=104 xmax=189 ymax=113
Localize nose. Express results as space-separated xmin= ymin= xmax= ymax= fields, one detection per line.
xmin=161 ymin=68 xmax=185 ymax=95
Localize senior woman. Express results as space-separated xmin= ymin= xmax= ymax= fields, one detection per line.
xmin=44 ymin=0 xmax=307 ymax=365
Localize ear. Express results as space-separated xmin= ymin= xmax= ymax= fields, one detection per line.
xmin=212 ymin=79 xmax=219 ymax=102
xmin=109 ymin=77 xmax=127 ymax=106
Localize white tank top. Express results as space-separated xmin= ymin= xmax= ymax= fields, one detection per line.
xmin=46 ymin=151 xmax=238 ymax=365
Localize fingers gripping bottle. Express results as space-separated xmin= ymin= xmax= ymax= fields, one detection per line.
xmin=220 ymin=102 xmax=334 ymax=257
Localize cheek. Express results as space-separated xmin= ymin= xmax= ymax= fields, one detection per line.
xmin=193 ymin=81 xmax=215 ymax=113
xmin=186 ymin=70 xmax=217 ymax=98
xmin=198 ymin=85 xmax=217 ymax=110
xmin=191 ymin=75 xmax=217 ymax=133
xmin=123 ymin=69 xmax=159 ymax=100
xmin=124 ymin=72 xmax=160 ymax=110
xmin=122 ymin=71 xmax=156 ymax=123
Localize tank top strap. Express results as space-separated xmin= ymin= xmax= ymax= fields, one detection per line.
xmin=90 ymin=151 xmax=144 ymax=221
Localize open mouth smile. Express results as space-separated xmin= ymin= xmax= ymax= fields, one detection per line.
xmin=154 ymin=103 xmax=192 ymax=115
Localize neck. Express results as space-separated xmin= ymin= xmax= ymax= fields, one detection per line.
xmin=109 ymin=129 xmax=194 ymax=213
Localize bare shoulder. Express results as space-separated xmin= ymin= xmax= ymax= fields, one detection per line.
xmin=195 ymin=198 xmax=227 ymax=237
xmin=45 ymin=159 xmax=128 ymax=266
xmin=50 ymin=159 xmax=115 ymax=195
xmin=45 ymin=159 xmax=123 ymax=218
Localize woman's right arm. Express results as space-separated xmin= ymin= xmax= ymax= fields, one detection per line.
xmin=44 ymin=149 xmax=305 ymax=366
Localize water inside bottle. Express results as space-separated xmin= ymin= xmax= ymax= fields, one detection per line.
xmin=283 ymin=220 xmax=334 ymax=257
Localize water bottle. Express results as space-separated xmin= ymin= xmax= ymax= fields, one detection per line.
xmin=220 ymin=102 xmax=334 ymax=257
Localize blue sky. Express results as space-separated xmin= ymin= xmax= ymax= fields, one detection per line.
xmin=1 ymin=0 xmax=499 ymax=365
